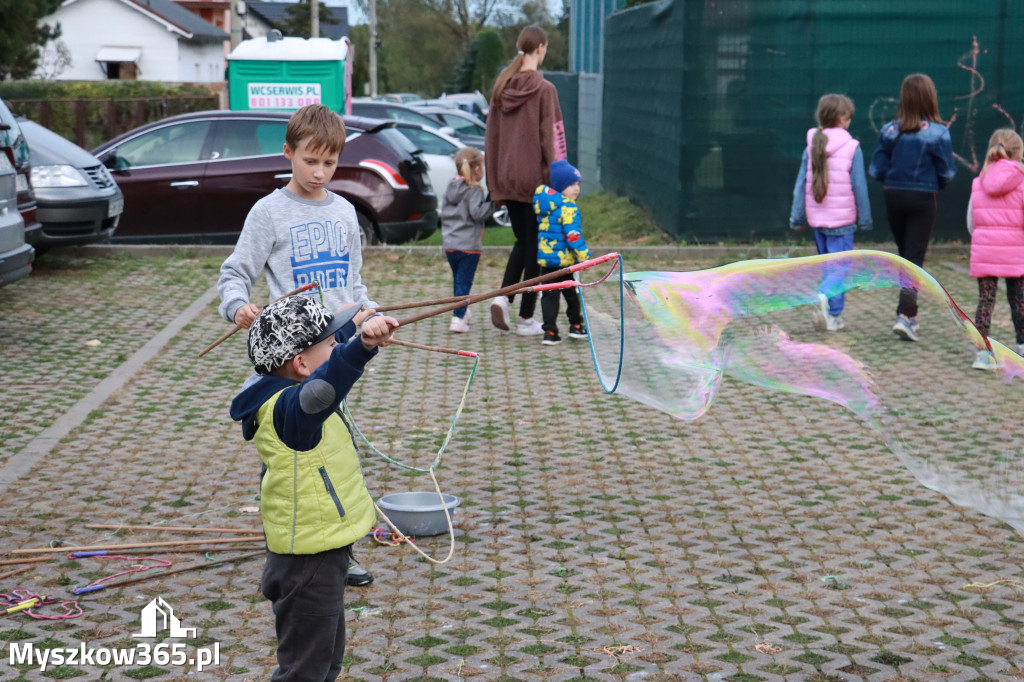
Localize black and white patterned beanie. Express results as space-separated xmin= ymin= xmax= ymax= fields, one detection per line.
xmin=248 ymin=296 xmax=342 ymax=375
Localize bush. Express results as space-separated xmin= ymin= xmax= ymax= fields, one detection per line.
xmin=0 ymin=80 xmax=219 ymax=148
xmin=0 ymin=80 xmax=215 ymax=99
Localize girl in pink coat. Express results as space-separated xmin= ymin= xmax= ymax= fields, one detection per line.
xmin=966 ymin=128 xmax=1024 ymax=370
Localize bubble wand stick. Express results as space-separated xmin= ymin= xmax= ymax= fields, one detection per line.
xmin=198 ymin=281 xmax=320 ymax=357
xmin=393 ymin=252 xmax=619 ymax=326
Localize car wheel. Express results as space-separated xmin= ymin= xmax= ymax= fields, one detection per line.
xmin=357 ymin=210 xmax=380 ymax=246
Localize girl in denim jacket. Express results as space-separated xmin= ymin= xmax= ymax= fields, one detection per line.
xmin=869 ymin=73 xmax=957 ymax=342
xmin=790 ymin=93 xmax=873 ymax=332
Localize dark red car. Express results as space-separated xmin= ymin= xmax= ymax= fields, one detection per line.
xmin=92 ymin=111 xmax=437 ymax=245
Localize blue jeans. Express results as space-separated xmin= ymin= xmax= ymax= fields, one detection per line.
xmin=812 ymin=228 xmax=854 ymax=316
xmin=446 ymin=250 xmax=480 ymax=319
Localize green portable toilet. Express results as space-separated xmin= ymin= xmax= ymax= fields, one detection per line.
xmin=228 ymin=35 xmax=351 ymax=113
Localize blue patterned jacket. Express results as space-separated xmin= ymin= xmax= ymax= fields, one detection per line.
xmin=534 ymin=184 xmax=591 ymax=268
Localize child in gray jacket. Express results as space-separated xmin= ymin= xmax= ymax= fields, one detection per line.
xmin=441 ymin=147 xmax=495 ymax=333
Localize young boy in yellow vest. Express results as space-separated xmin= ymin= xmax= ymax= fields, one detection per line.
xmin=230 ymin=295 xmax=396 ymax=681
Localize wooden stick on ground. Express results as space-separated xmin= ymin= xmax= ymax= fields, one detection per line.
xmin=0 ymin=566 xmax=34 ymax=582
xmin=73 ymin=551 xmax=265 ymax=595
xmin=0 ymin=557 xmax=51 ymax=568
xmin=12 ymin=537 xmax=264 ymax=555
xmin=66 ymin=545 xmax=265 ymax=558
xmin=83 ymin=524 xmax=264 ymax=534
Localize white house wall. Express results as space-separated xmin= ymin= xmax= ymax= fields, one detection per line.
xmin=178 ymin=41 xmax=226 ymax=82
xmin=38 ymin=0 xmax=226 ymax=82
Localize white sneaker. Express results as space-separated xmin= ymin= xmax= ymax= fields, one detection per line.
xmin=826 ymin=314 xmax=845 ymax=331
xmin=1017 ymin=342 xmax=1023 ymax=357
xmin=516 ymin=317 xmax=544 ymax=336
xmin=812 ymin=293 xmax=830 ymax=332
xmin=972 ymin=349 xmax=997 ymax=371
xmin=449 ymin=316 xmax=469 ymax=333
xmin=490 ymin=297 xmax=510 ymax=331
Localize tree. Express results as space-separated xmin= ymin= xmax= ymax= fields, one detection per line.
xmin=280 ymin=0 xmax=342 ymax=38
xmin=373 ymin=0 xmax=466 ymax=94
xmin=349 ymin=24 xmax=369 ymax=97
xmin=472 ymin=28 xmax=504 ymax=94
xmin=0 ymin=0 xmax=63 ymax=80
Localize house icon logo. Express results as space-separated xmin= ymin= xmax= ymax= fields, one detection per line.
xmin=132 ymin=597 xmax=196 ymax=638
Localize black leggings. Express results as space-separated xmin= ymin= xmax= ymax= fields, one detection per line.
xmin=540 ymin=267 xmax=583 ymax=333
xmin=499 ymin=200 xmax=539 ymax=320
xmin=884 ymin=188 xmax=937 ymax=318
xmin=975 ymin=276 xmax=1024 ymax=344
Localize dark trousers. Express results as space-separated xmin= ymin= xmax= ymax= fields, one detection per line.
xmin=445 ymin=250 xmax=480 ymax=319
xmin=540 ymin=267 xmax=583 ymax=333
xmin=263 ymin=545 xmax=351 ymax=682
xmin=975 ymin=276 xmax=1024 ymax=343
xmin=884 ymin=188 xmax=937 ymax=318
xmin=499 ymin=200 xmax=540 ymax=320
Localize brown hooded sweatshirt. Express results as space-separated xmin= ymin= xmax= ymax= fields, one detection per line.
xmin=485 ymin=71 xmax=567 ymax=204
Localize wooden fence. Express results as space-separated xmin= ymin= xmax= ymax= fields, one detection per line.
xmin=7 ymin=95 xmax=220 ymax=151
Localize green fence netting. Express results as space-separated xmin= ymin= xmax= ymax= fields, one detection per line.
xmin=546 ymin=71 xmax=580 ymax=167
xmin=602 ymin=0 xmax=1024 ymax=242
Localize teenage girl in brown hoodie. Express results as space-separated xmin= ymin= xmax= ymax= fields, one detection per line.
xmin=486 ymin=25 xmax=568 ymax=335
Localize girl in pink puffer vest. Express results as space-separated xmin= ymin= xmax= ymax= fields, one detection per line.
xmin=966 ymin=128 xmax=1024 ymax=370
xmin=789 ymin=94 xmax=873 ymax=332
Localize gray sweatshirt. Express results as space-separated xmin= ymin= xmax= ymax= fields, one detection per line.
xmin=218 ymin=188 xmax=377 ymax=323
xmin=441 ymin=177 xmax=495 ymax=252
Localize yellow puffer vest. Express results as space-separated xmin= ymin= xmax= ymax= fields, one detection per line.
xmin=255 ymin=390 xmax=376 ymax=554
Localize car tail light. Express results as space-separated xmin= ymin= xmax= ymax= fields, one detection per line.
xmin=359 ymin=159 xmax=409 ymax=190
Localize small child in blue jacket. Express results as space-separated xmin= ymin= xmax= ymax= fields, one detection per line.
xmin=534 ymin=160 xmax=590 ymax=346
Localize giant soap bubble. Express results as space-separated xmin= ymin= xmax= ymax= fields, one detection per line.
xmin=580 ymin=250 xmax=1024 ymax=532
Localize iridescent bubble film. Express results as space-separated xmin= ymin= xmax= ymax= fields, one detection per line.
xmin=580 ymin=251 xmax=1024 ymax=533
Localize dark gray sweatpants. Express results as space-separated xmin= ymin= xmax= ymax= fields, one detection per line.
xmin=262 ymin=545 xmax=351 ymax=682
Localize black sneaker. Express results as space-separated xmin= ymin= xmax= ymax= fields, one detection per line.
xmin=347 ymin=557 xmax=374 ymax=587
xmin=568 ymin=323 xmax=588 ymax=340
xmin=542 ymin=329 xmax=562 ymax=345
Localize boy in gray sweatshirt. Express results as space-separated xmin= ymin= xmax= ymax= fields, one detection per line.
xmin=216 ymin=103 xmax=379 ymax=587
xmin=218 ymin=104 xmax=378 ymax=330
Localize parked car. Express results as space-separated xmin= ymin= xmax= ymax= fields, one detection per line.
xmin=386 ymin=120 xmax=508 ymax=228
xmin=92 ymin=111 xmax=437 ymax=245
xmin=0 ymin=135 xmax=34 ymax=286
xmin=349 ymin=99 xmax=467 ymax=140
xmin=373 ymin=93 xmax=424 ymax=104
xmin=390 ymin=122 xmax=462 ymax=200
xmin=19 ymin=118 xmax=123 ymax=250
xmin=407 ymin=105 xmax=486 ymax=144
xmin=0 ymin=98 xmax=41 ymax=246
xmin=440 ymin=91 xmax=489 ymax=121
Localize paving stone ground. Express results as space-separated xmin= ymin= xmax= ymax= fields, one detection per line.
xmin=0 ymin=247 xmax=1022 ymax=682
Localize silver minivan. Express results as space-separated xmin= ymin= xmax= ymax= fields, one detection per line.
xmin=0 ymin=146 xmax=34 ymax=286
